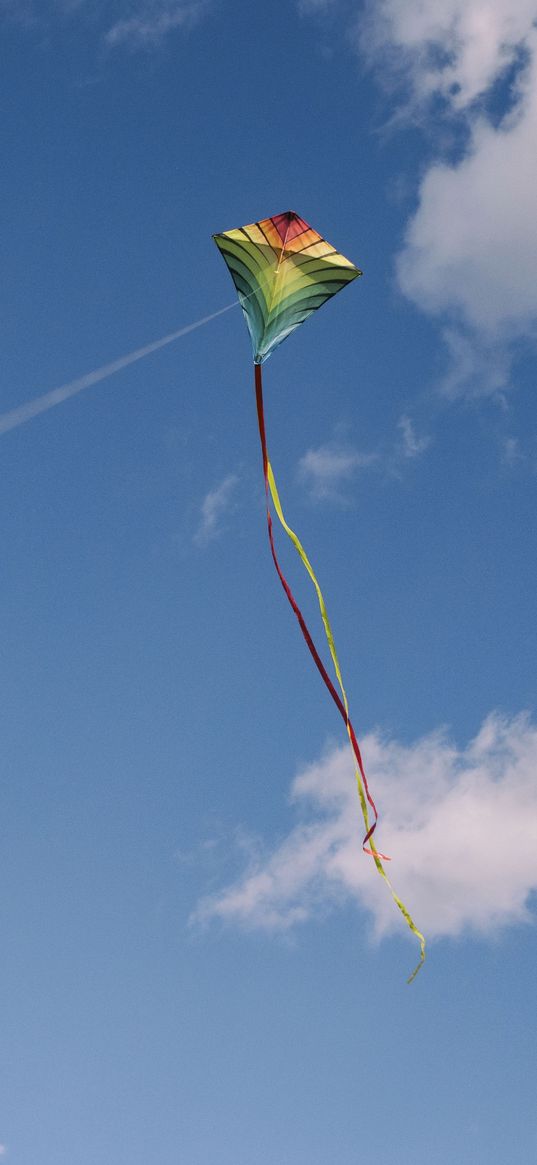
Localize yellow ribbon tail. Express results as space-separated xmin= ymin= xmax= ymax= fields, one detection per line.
xmin=254 ymin=365 xmax=425 ymax=978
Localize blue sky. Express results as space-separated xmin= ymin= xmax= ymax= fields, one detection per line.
xmin=1 ymin=1 xmax=537 ymax=1162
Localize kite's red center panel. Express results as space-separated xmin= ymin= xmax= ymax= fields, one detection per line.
xmin=271 ymin=211 xmax=311 ymax=244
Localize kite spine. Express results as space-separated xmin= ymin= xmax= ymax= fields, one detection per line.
xmin=254 ymin=363 xmax=425 ymax=982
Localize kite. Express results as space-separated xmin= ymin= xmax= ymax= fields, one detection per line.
xmin=214 ymin=211 xmax=425 ymax=979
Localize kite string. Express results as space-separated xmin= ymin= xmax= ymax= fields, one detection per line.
xmin=0 ymin=298 xmax=244 ymax=438
xmin=254 ymin=362 xmax=426 ymax=981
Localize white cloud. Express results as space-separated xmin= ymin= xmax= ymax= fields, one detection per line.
xmin=397 ymin=414 xmax=430 ymax=457
xmin=397 ymin=42 xmax=537 ymax=339
xmin=354 ymin=0 xmax=537 ymax=395
xmin=105 ymin=1 xmax=205 ymax=49
xmin=194 ymin=712 xmax=537 ymax=947
xmin=298 ymin=442 xmax=378 ymax=502
xmin=359 ymin=0 xmax=537 ymax=110
xmin=194 ymin=472 xmax=238 ymax=547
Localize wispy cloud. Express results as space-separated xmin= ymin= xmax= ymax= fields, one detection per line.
xmin=194 ymin=473 xmax=239 ymax=548
xmin=193 ymin=711 xmax=537 ymax=945
xmin=501 ymin=436 xmax=525 ymax=467
xmin=297 ymin=422 xmax=430 ymax=502
xmin=105 ymin=1 xmax=206 ymax=49
xmin=397 ymin=414 xmax=430 ymax=458
xmin=438 ymin=327 xmax=513 ymax=400
xmin=298 ymin=442 xmax=378 ymax=502
xmin=0 ymin=0 xmax=209 ymax=49
xmin=298 ymin=0 xmax=337 ymax=13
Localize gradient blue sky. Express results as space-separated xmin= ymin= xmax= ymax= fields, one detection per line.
xmin=2 ymin=2 xmax=537 ymax=1163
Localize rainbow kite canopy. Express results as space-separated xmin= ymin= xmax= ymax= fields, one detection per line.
xmin=213 ymin=211 xmax=362 ymax=364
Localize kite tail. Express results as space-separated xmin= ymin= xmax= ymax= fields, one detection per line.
xmin=254 ymin=363 xmax=425 ymax=981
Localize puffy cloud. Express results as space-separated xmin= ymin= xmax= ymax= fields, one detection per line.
xmin=194 ymin=712 xmax=537 ymax=946
xmin=355 ymin=0 xmax=537 ymax=394
xmin=397 ymin=41 xmax=537 ymax=339
xmin=194 ymin=473 xmax=239 ymax=547
xmin=359 ymin=0 xmax=537 ymax=110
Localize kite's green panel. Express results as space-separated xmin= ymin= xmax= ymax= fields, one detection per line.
xmin=213 ymin=211 xmax=362 ymax=364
